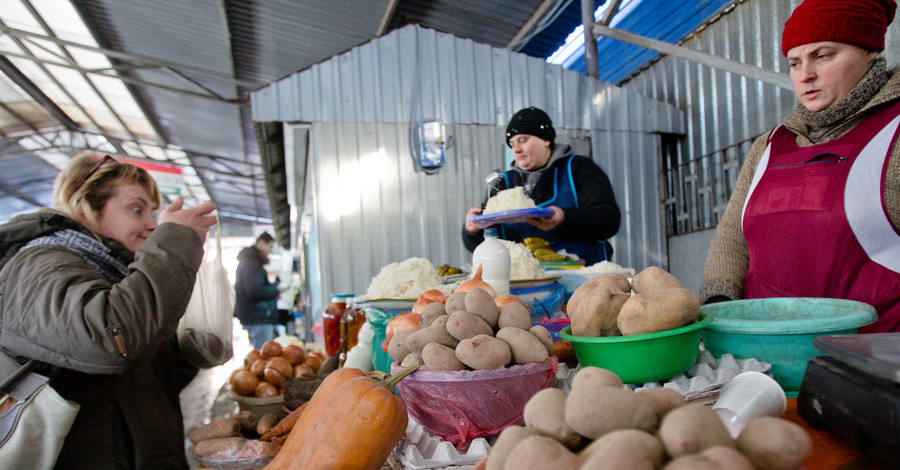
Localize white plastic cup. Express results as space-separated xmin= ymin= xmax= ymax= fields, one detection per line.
xmin=712 ymin=371 xmax=788 ymax=439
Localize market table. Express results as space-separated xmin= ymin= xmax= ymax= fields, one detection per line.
xmin=782 ymin=399 xmax=882 ymax=470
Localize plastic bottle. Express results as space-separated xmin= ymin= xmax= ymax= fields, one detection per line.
xmin=472 ymin=228 xmax=511 ymax=296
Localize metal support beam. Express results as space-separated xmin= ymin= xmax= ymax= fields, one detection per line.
xmin=377 ymin=0 xmax=401 ymax=36
xmin=591 ymin=24 xmax=793 ymax=90
xmin=0 ymin=56 xmax=79 ymax=131
xmin=600 ymin=0 xmax=623 ymax=25
xmin=582 ymin=0 xmax=598 ymax=79
xmin=507 ymin=0 xmax=557 ymax=49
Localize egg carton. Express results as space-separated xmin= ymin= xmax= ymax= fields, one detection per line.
xmin=635 ymin=351 xmax=772 ymax=402
xmin=556 ymin=351 xmax=772 ymax=403
xmin=392 ymin=415 xmax=491 ymax=469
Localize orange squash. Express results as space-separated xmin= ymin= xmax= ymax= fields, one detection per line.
xmin=283 ymin=364 xmax=419 ymax=469
xmin=382 ymin=312 xmax=423 ymax=351
xmin=263 ymin=366 xmax=367 ymax=470
xmin=456 ymin=266 xmax=496 ymax=297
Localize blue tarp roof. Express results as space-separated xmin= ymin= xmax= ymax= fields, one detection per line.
xmin=520 ymin=0 xmax=737 ymax=84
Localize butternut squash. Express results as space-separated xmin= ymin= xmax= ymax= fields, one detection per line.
xmin=283 ymin=364 xmax=419 ymax=469
xmin=262 ymin=367 xmax=367 ymax=470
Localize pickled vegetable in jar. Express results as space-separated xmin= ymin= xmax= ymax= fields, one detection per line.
xmin=323 ymin=293 xmax=353 ymax=356
xmin=338 ymin=303 xmax=367 ymax=366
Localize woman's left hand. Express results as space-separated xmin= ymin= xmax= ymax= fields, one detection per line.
xmin=526 ymin=205 xmax=564 ymax=231
xmin=159 ymin=197 xmax=218 ymax=243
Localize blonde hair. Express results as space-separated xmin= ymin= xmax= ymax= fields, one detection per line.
xmin=53 ymin=152 xmax=162 ymax=231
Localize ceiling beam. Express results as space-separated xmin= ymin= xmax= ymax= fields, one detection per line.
xmin=507 ymin=0 xmax=557 ymax=49
xmin=377 ymin=0 xmax=401 ymax=36
xmin=0 ymin=56 xmax=79 ymax=131
xmin=590 ymin=24 xmax=793 ymax=90
xmin=0 ymin=25 xmax=261 ymax=90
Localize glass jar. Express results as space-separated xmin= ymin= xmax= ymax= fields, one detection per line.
xmin=338 ymin=301 xmax=367 ymax=366
xmin=323 ymin=293 xmax=353 ymax=357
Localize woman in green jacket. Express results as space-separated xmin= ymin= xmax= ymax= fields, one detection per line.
xmin=0 ymin=153 xmax=216 ymax=469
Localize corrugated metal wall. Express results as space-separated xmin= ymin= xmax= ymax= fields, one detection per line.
xmin=252 ymin=25 xmax=686 ymax=304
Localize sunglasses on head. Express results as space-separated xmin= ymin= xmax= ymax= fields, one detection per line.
xmin=74 ymin=154 xmax=117 ymax=193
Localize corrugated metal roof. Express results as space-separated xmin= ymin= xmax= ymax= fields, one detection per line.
xmin=0 ymin=0 xmax=743 ymax=229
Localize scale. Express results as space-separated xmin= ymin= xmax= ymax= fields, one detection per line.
xmin=796 ymin=332 xmax=900 ymax=469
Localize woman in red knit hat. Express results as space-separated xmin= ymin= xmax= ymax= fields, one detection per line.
xmin=701 ymin=0 xmax=900 ymax=333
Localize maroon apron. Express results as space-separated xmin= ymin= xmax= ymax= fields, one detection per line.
xmin=742 ymin=101 xmax=900 ymax=333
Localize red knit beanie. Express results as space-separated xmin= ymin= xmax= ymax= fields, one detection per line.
xmin=782 ymin=0 xmax=897 ymax=56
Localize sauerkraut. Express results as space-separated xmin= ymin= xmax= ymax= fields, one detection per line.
xmin=483 ymin=187 xmax=537 ymax=214
xmin=573 ymin=260 xmax=629 ymax=274
xmin=366 ymin=257 xmax=450 ymax=299
xmin=498 ymin=239 xmax=545 ymax=280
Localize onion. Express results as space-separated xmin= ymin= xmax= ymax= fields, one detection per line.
xmin=261 ymin=340 xmax=283 ymax=358
xmin=383 ymin=313 xmax=422 ymax=350
xmin=264 ymin=357 xmax=293 ymax=388
xmin=495 ymin=294 xmax=526 ymax=308
xmin=412 ymin=289 xmax=447 ymax=315
xmin=243 ymin=349 xmax=262 ymax=367
xmin=282 ymin=344 xmax=306 ymax=365
xmin=456 ymin=266 xmax=496 ymax=297
xmin=230 ymin=369 xmax=259 ymax=396
xmin=250 ymin=358 xmax=267 ymax=378
xmin=254 ymin=381 xmax=279 ymax=398
xmin=303 ymin=355 xmax=322 ymax=374
xmin=293 ymin=364 xmax=314 ymax=379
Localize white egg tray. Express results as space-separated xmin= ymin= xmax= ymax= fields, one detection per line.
xmin=556 ymin=351 xmax=772 ymax=403
xmin=392 ymin=415 xmax=491 ymax=469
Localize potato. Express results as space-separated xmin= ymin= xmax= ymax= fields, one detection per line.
xmin=422 ymin=342 xmax=467 ymax=371
xmin=405 ymin=315 xmax=458 ymax=355
xmin=400 ymin=352 xmax=422 ymax=368
xmin=570 ymin=286 xmax=629 ymax=337
xmin=455 ymin=334 xmax=511 ymax=370
xmin=637 ymin=387 xmax=687 ymax=420
xmin=570 ymin=366 xmax=624 ymax=389
xmin=444 ymin=290 xmax=468 ymax=314
xmin=496 ymin=327 xmax=549 ymax=364
xmin=565 ymin=384 xmax=658 ymax=439
xmin=387 ymin=327 xmax=416 ymax=362
xmin=658 ymin=403 xmax=736 ymax=458
xmin=529 ymin=325 xmax=554 ymax=356
xmin=486 ymin=426 xmax=538 ymax=470
xmin=631 ymin=266 xmax=681 ymax=294
xmin=567 ymin=274 xmax=631 ymax=313
xmin=662 ymin=446 xmax=754 ymax=470
xmin=617 ymin=287 xmax=700 ymax=336
xmin=420 ymin=302 xmax=447 ymax=327
xmin=737 ymin=416 xmax=812 ymax=470
xmin=497 ymin=303 xmax=532 ymax=330
xmin=465 ymin=288 xmax=500 ymax=327
xmin=446 ymin=311 xmax=493 ymax=341
xmin=502 ymin=435 xmax=581 ymax=470
xmin=523 ymin=388 xmax=583 ymax=448
xmin=579 ymin=429 xmax=665 ymax=470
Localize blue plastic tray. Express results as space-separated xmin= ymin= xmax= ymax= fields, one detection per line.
xmin=468 ymin=207 xmax=555 ymax=229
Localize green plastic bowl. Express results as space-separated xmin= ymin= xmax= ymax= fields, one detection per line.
xmin=559 ymin=314 xmax=713 ymax=384
xmin=700 ymin=298 xmax=877 ymax=395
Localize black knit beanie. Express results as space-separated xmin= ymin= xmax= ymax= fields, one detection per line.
xmin=505 ymin=107 xmax=555 ymax=147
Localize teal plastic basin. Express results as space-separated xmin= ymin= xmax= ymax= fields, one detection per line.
xmin=559 ymin=314 xmax=713 ymax=384
xmin=700 ymin=298 xmax=877 ymax=395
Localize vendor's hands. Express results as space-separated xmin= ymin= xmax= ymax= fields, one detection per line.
xmin=526 ymin=205 xmax=564 ymax=231
xmin=158 ymin=196 xmax=217 ymax=244
xmin=464 ymin=206 xmax=483 ymax=234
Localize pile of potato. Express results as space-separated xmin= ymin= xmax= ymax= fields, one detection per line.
xmin=229 ymin=340 xmax=326 ymax=397
xmin=388 ymin=287 xmax=555 ymax=371
xmin=568 ymin=266 xmax=701 ymax=337
xmin=485 ymin=366 xmax=813 ymax=470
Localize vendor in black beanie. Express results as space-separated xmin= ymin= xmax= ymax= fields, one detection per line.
xmin=462 ymin=107 xmax=621 ymax=265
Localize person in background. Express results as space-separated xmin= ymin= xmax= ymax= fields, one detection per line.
xmin=701 ymin=0 xmax=900 ymax=333
xmin=462 ymin=107 xmax=621 ymax=265
xmin=235 ymin=231 xmax=281 ymax=348
xmin=0 ymin=152 xmax=217 ymax=468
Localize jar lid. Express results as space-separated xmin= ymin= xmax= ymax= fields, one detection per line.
xmin=484 ymin=228 xmax=498 ymax=237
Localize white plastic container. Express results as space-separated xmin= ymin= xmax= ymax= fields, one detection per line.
xmin=471 ymin=228 xmax=511 ymax=296
xmin=712 ymin=371 xmax=787 ymax=438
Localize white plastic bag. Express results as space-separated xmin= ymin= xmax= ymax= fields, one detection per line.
xmin=177 ymin=225 xmax=234 ymax=368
